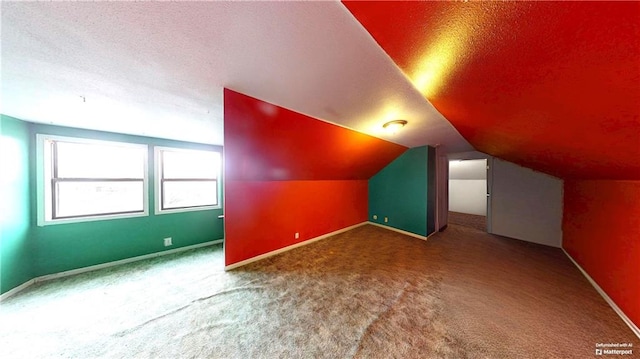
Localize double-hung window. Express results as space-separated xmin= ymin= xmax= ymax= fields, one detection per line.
xmin=37 ymin=135 xmax=148 ymax=225
xmin=155 ymin=147 xmax=221 ymax=213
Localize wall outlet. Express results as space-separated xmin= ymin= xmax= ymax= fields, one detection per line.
xmin=295 ymin=232 xmax=299 ymax=239
xmin=373 ymin=215 xmax=378 ymax=220
xmin=384 ymin=217 xmax=388 ymax=223
xmin=164 ymin=237 xmax=172 ymax=246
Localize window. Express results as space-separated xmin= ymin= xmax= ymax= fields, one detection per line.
xmin=37 ymin=135 xmax=148 ymax=225
xmin=155 ymin=147 xmax=220 ymax=213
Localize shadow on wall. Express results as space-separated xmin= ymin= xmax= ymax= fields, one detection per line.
xmin=449 ymin=159 xmax=487 ymax=216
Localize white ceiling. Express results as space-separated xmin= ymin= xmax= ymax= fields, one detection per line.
xmin=1 ymin=1 xmax=472 ymax=152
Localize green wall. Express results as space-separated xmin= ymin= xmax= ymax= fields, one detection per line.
xmin=29 ymin=123 xmax=224 ymax=276
xmin=1 ymin=116 xmax=224 ymax=294
xmin=368 ymin=146 xmax=428 ymax=236
xmin=0 ymin=115 xmax=34 ymax=293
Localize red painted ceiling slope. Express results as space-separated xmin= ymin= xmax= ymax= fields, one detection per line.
xmin=224 ymin=89 xmax=407 ymax=181
xmin=344 ymin=1 xmax=640 ymax=179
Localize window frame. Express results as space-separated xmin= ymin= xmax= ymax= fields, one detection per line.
xmin=154 ymin=146 xmax=221 ymax=215
xmin=36 ymin=134 xmax=149 ymax=226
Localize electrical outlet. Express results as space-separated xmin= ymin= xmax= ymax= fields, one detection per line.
xmin=164 ymin=237 xmax=172 ymax=246
xmin=384 ymin=217 xmax=388 ymax=223
xmin=295 ymin=232 xmax=299 ymax=239
xmin=373 ymin=215 xmax=378 ymax=220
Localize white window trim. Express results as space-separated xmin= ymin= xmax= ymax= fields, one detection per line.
xmin=36 ymin=134 xmax=149 ymax=226
xmin=153 ymin=146 xmax=221 ymax=215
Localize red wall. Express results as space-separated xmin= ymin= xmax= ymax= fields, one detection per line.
xmin=224 ymin=89 xmax=406 ymax=182
xmin=224 ymin=89 xmax=407 ymax=266
xmin=563 ymin=180 xmax=640 ymax=327
xmin=225 ymin=180 xmax=367 ymax=264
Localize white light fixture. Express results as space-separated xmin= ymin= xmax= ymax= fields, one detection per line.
xmin=382 ymin=120 xmax=408 ymax=134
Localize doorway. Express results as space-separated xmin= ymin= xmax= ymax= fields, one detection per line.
xmin=448 ymin=159 xmax=487 ymax=231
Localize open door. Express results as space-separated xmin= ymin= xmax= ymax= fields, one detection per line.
xmin=448 ymin=158 xmax=488 ymax=231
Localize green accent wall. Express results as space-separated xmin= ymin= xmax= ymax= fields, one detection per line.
xmin=1 ymin=116 xmax=225 ymax=294
xmin=29 ymin=123 xmax=224 ymax=276
xmin=0 ymin=115 xmax=34 ymax=293
xmin=368 ymin=146 xmax=428 ymax=236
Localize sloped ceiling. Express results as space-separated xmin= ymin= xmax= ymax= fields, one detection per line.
xmin=1 ymin=1 xmax=470 ymax=152
xmin=343 ymin=1 xmax=640 ymax=180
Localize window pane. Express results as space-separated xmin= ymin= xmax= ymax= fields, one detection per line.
xmin=163 ymin=181 xmax=217 ymax=209
xmin=56 ymin=142 xmax=144 ymax=179
xmin=162 ymin=150 xmax=219 ymax=179
xmin=56 ymin=181 xmax=143 ymax=218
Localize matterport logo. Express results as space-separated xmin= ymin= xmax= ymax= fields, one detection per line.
xmin=595 ymin=342 xmax=633 ymax=356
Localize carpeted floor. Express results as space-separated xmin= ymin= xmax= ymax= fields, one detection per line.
xmin=448 ymin=211 xmax=486 ymax=231
xmin=0 ymin=224 xmax=637 ymax=358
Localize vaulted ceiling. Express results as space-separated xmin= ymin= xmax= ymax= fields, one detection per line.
xmin=343 ymin=1 xmax=639 ymax=180
xmin=2 ymin=2 xmax=638 ymax=180
xmin=0 ymin=1 xmax=470 ymax=152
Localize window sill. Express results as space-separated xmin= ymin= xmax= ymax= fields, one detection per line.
xmin=154 ymin=205 xmax=221 ymax=216
xmin=37 ymin=211 xmax=148 ymax=227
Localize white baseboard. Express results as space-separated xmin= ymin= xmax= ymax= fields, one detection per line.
xmin=368 ymin=222 xmax=428 ymax=240
xmin=563 ymin=249 xmax=640 ymax=339
xmin=0 ymin=279 xmax=36 ymax=301
xmin=225 ymin=222 xmax=368 ymax=271
xmin=0 ymin=239 xmax=223 ymax=301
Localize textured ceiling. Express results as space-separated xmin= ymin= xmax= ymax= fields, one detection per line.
xmin=344 ymin=1 xmax=640 ymax=179
xmin=1 ymin=1 xmax=471 ymax=153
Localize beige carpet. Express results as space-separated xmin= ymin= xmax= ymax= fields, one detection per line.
xmin=0 ymin=224 xmax=637 ymax=358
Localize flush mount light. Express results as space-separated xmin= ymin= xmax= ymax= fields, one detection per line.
xmin=382 ymin=120 xmax=408 ymax=134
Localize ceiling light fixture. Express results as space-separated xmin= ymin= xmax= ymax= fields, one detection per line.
xmin=382 ymin=120 xmax=408 ymax=134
